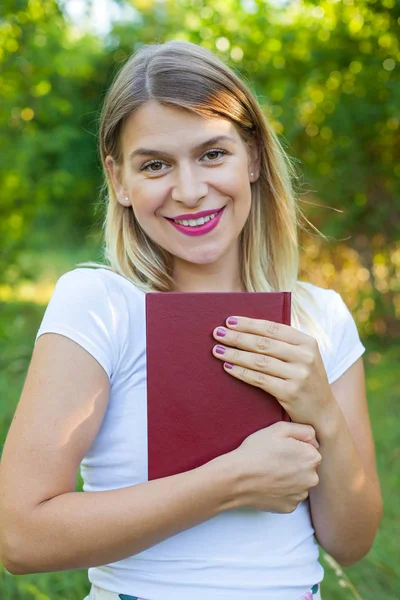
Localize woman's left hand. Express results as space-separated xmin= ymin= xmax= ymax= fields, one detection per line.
xmin=212 ymin=316 xmax=337 ymax=430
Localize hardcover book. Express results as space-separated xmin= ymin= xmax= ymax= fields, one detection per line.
xmin=146 ymin=291 xmax=291 ymax=480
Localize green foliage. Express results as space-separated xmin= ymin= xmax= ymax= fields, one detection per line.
xmin=103 ymin=0 xmax=400 ymax=239
xmin=0 ymin=0 xmax=105 ymax=282
xmin=1 ymin=0 xmax=399 ymax=326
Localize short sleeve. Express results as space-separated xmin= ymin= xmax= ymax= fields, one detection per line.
xmin=327 ymin=291 xmax=366 ymax=384
xmin=35 ymin=269 xmax=118 ymax=380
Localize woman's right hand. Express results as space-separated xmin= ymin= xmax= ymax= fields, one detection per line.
xmin=225 ymin=421 xmax=322 ymax=513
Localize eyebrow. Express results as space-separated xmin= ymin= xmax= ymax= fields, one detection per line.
xmin=128 ymin=135 xmax=236 ymax=160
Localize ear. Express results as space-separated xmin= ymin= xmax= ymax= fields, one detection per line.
xmin=247 ymin=139 xmax=260 ymax=183
xmin=105 ymin=156 xmax=130 ymax=206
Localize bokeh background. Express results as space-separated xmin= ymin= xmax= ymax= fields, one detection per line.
xmin=0 ymin=0 xmax=399 ymax=598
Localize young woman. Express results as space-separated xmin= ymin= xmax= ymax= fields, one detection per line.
xmin=0 ymin=41 xmax=382 ymax=600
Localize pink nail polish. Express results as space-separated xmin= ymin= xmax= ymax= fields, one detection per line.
xmin=224 ymin=362 xmax=233 ymax=369
xmin=215 ymin=345 xmax=226 ymax=355
xmin=227 ymin=316 xmax=238 ymax=326
xmin=216 ymin=327 xmax=226 ymax=337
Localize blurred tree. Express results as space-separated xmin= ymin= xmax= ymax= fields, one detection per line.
xmin=104 ymin=0 xmax=400 ymax=334
xmin=103 ymin=0 xmax=400 ymax=242
xmin=0 ymin=0 xmax=105 ymax=282
xmin=1 ymin=0 xmax=399 ymax=334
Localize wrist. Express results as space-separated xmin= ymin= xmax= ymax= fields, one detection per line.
xmin=202 ymin=450 xmax=248 ymax=512
xmin=315 ymin=398 xmax=346 ymax=443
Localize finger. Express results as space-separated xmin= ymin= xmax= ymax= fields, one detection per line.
xmin=212 ymin=345 xmax=292 ymax=379
xmin=282 ymin=422 xmax=317 ymax=446
xmin=219 ymin=361 xmax=288 ymax=399
xmin=213 ymin=327 xmax=300 ymax=363
xmin=307 ymin=437 xmax=320 ymax=450
xmin=267 ymin=422 xmax=319 ymax=449
xmin=224 ymin=316 xmax=305 ymax=345
xmin=299 ymin=490 xmax=310 ymax=503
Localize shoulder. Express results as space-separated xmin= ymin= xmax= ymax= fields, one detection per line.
xmin=56 ymin=265 xmax=128 ymax=287
xmin=295 ymin=279 xmax=360 ymax=337
xmin=43 ymin=265 xmax=146 ymax=341
xmin=296 ymin=280 xmax=358 ymax=329
xmin=56 ymin=266 xmax=145 ymax=302
xmin=294 ymin=280 xmax=340 ymax=324
xmin=295 ymin=281 xmax=365 ymax=384
xmin=295 ymin=280 xmax=338 ymax=303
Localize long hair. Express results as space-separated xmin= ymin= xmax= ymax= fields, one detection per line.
xmin=79 ymin=40 xmax=330 ymax=349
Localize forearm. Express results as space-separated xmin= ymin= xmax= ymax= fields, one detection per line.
xmin=3 ymin=457 xmax=238 ymax=575
xmin=309 ymin=403 xmax=382 ymax=566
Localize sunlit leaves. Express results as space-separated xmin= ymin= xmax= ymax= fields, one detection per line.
xmin=0 ymin=0 xmax=104 ymax=283
xmin=1 ymin=0 xmax=399 ymax=334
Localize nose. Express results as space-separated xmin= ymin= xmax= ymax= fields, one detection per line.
xmin=171 ymin=163 xmax=208 ymax=206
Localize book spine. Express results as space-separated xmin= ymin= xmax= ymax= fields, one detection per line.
xmin=283 ymin=292 xmax=292 ymax=326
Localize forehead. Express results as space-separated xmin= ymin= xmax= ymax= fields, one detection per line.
xmin=120 ymin=101 xmax=242 ymax=153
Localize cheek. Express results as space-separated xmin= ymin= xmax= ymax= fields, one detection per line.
xmin=215 ymin=165 xmax=250 ymax=195
xmin=131 ymin=181 xmax=166 ymax=219
xmin=224 ymin=170 xmax=252 ymax=208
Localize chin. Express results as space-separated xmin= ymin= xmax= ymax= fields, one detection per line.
xmin=185 ymin=249 xmax=227 ymax=265
xmin=179 ymin=255 xmax=219 ymax=266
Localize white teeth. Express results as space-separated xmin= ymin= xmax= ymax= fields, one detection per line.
xmin=174 ymin=211 xmax=218 ymax=226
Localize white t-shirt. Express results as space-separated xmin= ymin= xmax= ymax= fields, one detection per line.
xmin=34 ymin=268 xmax=366 ymax=600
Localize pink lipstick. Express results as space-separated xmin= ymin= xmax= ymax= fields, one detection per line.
xmin=171 ymin=208 xmax=222 ymax=220
xmin=167 ymin=207 xmax=225 ymax=237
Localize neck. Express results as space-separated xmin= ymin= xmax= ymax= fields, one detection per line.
xmin=171 ymin=250 xmax=245 ymax=293
xmin=173 ymin=275 xmax=245 ymax=293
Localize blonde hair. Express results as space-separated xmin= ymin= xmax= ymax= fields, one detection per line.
xmin=79 ymin=40 xmax=330 ymax=350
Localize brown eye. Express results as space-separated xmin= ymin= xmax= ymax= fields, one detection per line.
xmin=140 ymin=160 xmax=167 ymax=173
xmin=203 ymin=149 xmax=227 ymax=162
xmin=149 ymin=161 xmax=163 ymax=171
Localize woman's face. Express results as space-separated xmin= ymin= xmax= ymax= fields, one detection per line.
xmin=106 ymin=100 xmax=258 ymax=268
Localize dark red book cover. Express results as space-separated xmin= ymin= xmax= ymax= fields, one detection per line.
xmin=146 ymin=292 xmax=291 ymax=480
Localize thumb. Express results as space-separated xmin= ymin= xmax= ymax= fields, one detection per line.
xmin=284 ymin=422 xmax=319 ymax=449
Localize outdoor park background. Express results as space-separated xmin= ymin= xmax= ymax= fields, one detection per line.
xmin=0 ymin=0 xmax=399 ymax=598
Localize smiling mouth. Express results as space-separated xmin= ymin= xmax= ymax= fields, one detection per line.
xmin=166 ymin=206 xmax=226 ymax=236
xmin=166 ymin=208 xmax=224 ymax=228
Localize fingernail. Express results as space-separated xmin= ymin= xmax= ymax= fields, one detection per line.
xmin=227 ymin=316 xmax=238 ymax=326
xmin=215 ymin=345 xmax=226 ymax=355
xmin=224 ymin=362 xmax=233 ymax=369
xmin=216 ymin=327 xmax=226 ymax=337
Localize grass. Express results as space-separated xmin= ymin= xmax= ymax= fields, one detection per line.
xmin=0 ymin=248 xmax=399 ymax=600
